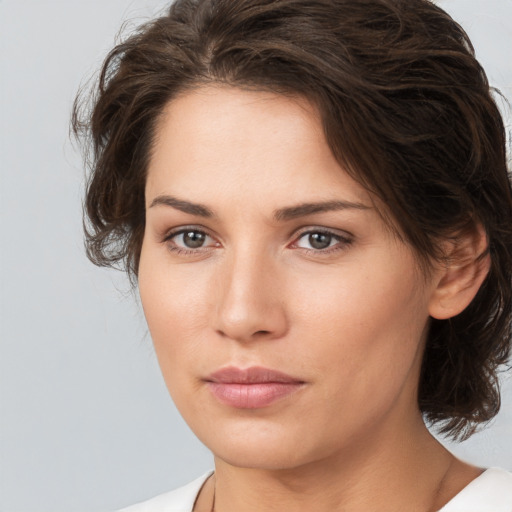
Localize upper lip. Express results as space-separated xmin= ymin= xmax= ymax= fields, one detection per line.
xmin=206 ymin=366 xmax=304 ymax=384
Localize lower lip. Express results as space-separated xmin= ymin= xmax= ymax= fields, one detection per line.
xmin=206 ymin=382 xmax=304 ymax=409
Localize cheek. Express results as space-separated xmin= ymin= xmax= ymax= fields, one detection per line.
xmin=289 ymin=254 xmax=429 ymax=396
xmin=138 ymin=245 xmax=211 ymax=380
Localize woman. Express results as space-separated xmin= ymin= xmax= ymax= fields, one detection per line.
xmin=73 ymin=0 xmax=512 ymax=510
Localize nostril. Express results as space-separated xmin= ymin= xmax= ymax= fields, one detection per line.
xmin=254 ymin=330 xmax=271 ymax=336
xmin=215 ymin=328 xmax=274 ymax=341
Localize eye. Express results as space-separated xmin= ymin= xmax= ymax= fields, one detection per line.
xmin=164 ymin=228 xmax=218 ymax=253
xmin=176 ymin=230 xmax=209 ymax=248
xmin=298 ymin=232 xmax=335 ymax=250
xmin=293 ymin=229 xmax=352 ymax=252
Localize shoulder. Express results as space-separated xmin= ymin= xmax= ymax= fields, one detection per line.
xmin=117 ymin=471 xmax=213 ymax=512
xmin=440 ymin=468 xmax=512 ymax=512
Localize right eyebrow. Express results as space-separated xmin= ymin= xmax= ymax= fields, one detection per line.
xmin=149 ymin=195 xmax=214 ymax=218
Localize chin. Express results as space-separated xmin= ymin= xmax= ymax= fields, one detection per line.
xmin=214 ymin=443 xmax=311 ymax=471
xmin=193 ymin=417 xmax=331 ymax=471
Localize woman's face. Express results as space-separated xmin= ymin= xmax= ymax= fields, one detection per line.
xmin=139 ymin=86 xmax=438 ymax=470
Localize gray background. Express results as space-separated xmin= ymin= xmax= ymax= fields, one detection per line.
xmin=0 ymin=1 xmax=511 ymax=511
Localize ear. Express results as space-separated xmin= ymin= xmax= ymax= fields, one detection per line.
xmin=428 ymin=223 xmax=490 ymax=320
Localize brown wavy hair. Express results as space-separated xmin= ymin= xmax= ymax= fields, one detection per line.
xmin=73 ymin=0 xmax=512 ymax=440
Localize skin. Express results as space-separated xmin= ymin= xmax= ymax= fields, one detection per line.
xmin=138 ymin=86 xmax=486 ymax=512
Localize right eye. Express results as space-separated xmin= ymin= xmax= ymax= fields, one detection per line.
xmin=164 ymin=228 xmax=219 ymax=254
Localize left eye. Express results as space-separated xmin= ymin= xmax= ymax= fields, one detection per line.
xmin=295 ymin=231 xmax=341 ymax=250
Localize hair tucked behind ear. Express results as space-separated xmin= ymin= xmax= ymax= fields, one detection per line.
xmin=73 ymin=0 xmax=512 ymax=440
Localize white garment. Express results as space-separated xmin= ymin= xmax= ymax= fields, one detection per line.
xmin=118 ymin=468 xmax=512 ymax=512
xmin=439 ymin=468 xmax=512 ymax=512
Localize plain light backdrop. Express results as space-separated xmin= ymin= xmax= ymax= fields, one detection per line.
xmin=0 ymin=1 xmax=511 ymax=511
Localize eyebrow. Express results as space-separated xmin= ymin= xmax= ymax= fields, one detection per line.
xmin=149 ymin=195 xmax=370 ymax=221
xmin=273 ymin=200 xmax=371 ymax=221
xmin=149 ymin=195 xmax=215 ymax=217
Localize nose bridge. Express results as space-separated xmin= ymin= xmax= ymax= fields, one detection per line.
xmin=214 ymin=242 xmax=287 ymax=342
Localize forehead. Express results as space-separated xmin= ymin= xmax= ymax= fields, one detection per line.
xmin=147 ymin=85 xmax=371 ymax=208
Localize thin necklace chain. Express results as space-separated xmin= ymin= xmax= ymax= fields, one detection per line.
xmin=210 ymin=476 xmax=216 ymax=512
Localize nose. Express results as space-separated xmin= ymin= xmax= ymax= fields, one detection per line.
xmin=214 ymin=249 xmax=288 ymax=343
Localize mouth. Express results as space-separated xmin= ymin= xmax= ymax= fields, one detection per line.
xmin=204 ymin=366 xmax=306 ymax=409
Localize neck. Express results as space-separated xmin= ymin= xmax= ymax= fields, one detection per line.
xmin=207 ymin=415 xmax=467 ymax=512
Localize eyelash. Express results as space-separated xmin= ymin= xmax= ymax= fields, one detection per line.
xmin=161 ymin=226 xmax=353 ymax=256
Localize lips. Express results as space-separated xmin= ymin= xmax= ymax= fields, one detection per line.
xmin=205 ymin=366 xmax=305 ymax=409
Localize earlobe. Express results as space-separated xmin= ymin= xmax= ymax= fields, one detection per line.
xmin=428 ymin=224 xmax=490 ymax=320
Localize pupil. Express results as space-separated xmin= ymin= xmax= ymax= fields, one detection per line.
xmin=184 ymin=231 xmax=205 ymax=248
xmin=309 ymin=233 xmax=331 ymax=250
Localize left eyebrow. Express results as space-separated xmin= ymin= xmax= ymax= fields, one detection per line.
xmin=273 ymin=200 xmax=371 ymax=222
